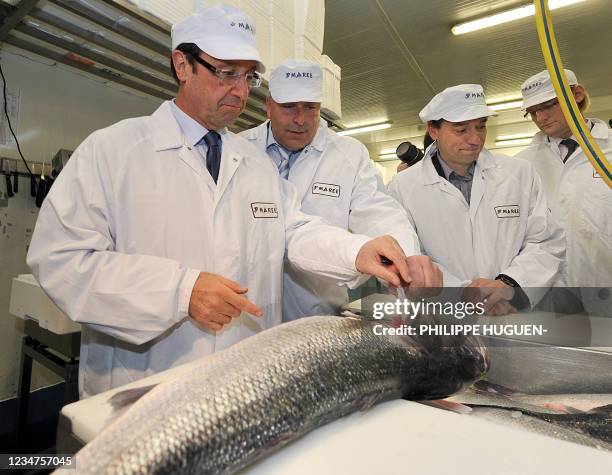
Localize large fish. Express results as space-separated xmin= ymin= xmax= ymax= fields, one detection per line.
xmin=447 ymin=381 xmax=612 ymax=450
xmin=59 ymin=316 xmax=489 ymax=474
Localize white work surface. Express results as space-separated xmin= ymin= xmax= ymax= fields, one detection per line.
xmin=61 ymin=360 xmax=612 ymax=474
xmin=246 ymin=399 xmax=611 ymax=475
xmin=9 ymin=273 xmax=80 ymax=334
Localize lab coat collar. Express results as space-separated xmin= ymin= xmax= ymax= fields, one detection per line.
xmin=474 ymin=148 xmax=497 ymax=172
xmin=421 ymin=143 xmax=443 ymax=185
xmin=243 ymin=120 xmax=264 ymax=142
xmin=215 ymin=136 xmax=244 ymax=202
xmin=149 ymin=101 xmax=228 ymax=151
xmin=169 ymin=100 xmax=208 ymax=147
xmin=421 ymin=143 xmax=496 ymax=185
xmin=309 ymin=118 xmax=329 ymax=152
xmin=587 ymin=118 xmax=609 ymax=140
xmin=151 ymin=100 xmax=241 ymax=196
xmin=175 ymin=128 xmax=245 ymax=202
xmin=149 ymin=101 xmax=188 ymax=151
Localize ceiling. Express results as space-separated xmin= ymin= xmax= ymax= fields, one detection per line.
xmin=1 ymin=0 xmax=610 ymax=163
xmin=322 ymin=0 xmax=612 ymax=159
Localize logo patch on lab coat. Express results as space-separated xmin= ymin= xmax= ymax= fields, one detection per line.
xmin=251 ymin=202 xmax=278 ymax=219
xmin=312 ymin=182 xmax=340 ymax=198
xmin=593 ymin=170 xmax=601 ymax=179
xmin=494 ymin=205 xmax=520 ymax=218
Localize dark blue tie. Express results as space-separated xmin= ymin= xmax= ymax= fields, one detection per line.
xmin=203 ymin=131 xmax=221 ymax=183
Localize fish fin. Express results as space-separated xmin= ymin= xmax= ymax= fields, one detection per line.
xmin=465 ymin=403 xmax=567 ymax=415
xmin=100 ymin=384 xmax=159 ymax=430
xmin=472 ymin=380 xmax=518 ymax=397
xmin=108 ymin=384 xmax=159 ymax=410
xmin=357 ymin=391 xmax=387 ymax=411
xmin=421 ymin=399 xmax=472 ymax=414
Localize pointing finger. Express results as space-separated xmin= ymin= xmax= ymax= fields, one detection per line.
xmin=223 ymin=286 xmax=263 ymax=317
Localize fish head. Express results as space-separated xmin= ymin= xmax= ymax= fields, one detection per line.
xmin=456 ymin=337 xmax=491 ymax=383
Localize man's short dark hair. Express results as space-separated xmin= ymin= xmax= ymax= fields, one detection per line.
xmin=170 ymin=43 xmax=202 ymax=84
xmin=428 ymin=119 xmax=445 ymax=129
xmin=423 ymin=131 xmax=434 ymax=149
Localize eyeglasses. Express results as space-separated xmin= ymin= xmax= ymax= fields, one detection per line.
xmin=523 ymin=98 xmax=559 ymax=119
xmin=193 ymin=55 xmax=262 ymax=88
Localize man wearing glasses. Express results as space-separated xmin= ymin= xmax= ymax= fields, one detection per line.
xmin=27 ymin=6 xmax=414 ymax=397
xmin=242 ymin=59 xmax=441 ymax=321
xmin=516 ymin=69 xmax=612 ymax=314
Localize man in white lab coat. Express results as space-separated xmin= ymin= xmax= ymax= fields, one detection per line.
xmin=388 ymin=84 xmax=565 ymax=315
xmin=242 ymin=59 xmax=441 ymax=320
xmin=26 ymin=6 xmax=414 ymax=398
xmin=516 ymin=69 xmax=612 ymax=315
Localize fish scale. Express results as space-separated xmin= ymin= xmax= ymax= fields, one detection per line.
xmin=58 ymin=316 xmax=488 ymax=474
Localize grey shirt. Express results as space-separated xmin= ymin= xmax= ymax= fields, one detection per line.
xmin=437 ymin=152 xmax=476 ymax=205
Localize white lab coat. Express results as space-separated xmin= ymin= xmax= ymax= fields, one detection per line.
xmin=516 ymin=119 xmax=612 ymax=314
xmin=241 ymin=119 xmax=420 ymax=320
xmin=27 ymin=102 xmax=371 ymax=398
xmin=387 ymin=144 xmax=565 ymax=307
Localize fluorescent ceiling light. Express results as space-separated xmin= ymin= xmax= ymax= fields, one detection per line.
xmin=378 ymin=153 xmax=398 ymax=161
xmin=496 ymin=132 xmax=535 ymax=141
xmin=488 ymin=100 xmax=523 ymax=112
xmin=495 ymin=138 xmax=533 ymax=147
xmin=338 ymin=122 xmax=391 ymax=136
xmin=451 ymin=0 xmax=585 ymax=35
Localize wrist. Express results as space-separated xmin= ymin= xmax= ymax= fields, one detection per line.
xmin=495 ymin=274 xmax=518 ymax=288
xmin=180 ymin=268 xmax=202 ymax=320
xmin=495 ymin=274 xmax=529 ymax=310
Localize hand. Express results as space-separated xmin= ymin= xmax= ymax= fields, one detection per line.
xmin=188 ymin=272 xmax=263 ymax=332
xmin=487 ymin=300 xmax=517 ymax=316
xmin=463 ymin=278 xmax=515 ymax=316
xmin=403 ymin=256 xmax=443 ymax=298
xmin=355 ymin=235 xmax=411 ymax=288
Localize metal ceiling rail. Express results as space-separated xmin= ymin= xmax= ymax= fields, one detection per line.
xmin=49 ymin=0 xmax=168 ymax=56
xmin=0 ymin=0 xmax=273 ymax=130
xmin=0 ymin=0 xmax=40 ymax=42
xmin=4 ymin=34 xmax=174 ymax=100
xmin=15 ymin=22 xmax=176 ymax=90
xmin=30 ymin=8 xmax=169 ymax=75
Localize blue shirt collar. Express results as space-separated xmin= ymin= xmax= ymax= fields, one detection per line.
xmin=169 ymin=100 xmax=210 ymax=147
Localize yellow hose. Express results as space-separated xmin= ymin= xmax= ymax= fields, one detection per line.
xmin=534 ymin=0 xmax=611 ymax=189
